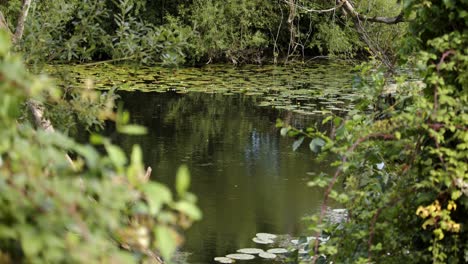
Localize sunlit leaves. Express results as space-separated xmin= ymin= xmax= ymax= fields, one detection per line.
xmin=154 ymin=226 xmax=178 ymax=261
xmin=142 ymin=183 xmax=173 ymax=215
xmin=309 ymin=137 xmax=326 ymax=153
xmin=0 ymin=36 xmax=201 ymax=263
xmin=176 ymin=165 xmax=191 ymax=197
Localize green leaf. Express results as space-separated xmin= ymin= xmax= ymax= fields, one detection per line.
xmin=75 ymin=145 xmax=100 ymax=169
xmin=154 ymin=226 xmax=177 ymax=261
xmin=20 ymin=226 xmax=42 ymax=257
xmin=0 ymin=30 xmax=11 ymax=57
xmin=309 ymin=137 xmax=326 ymax=153
xmin=292 ymin=137 xmax=304 ymax=151
xmin=280 ymin=127 xmax=290 ymax=137
xmin=105 ymin=143 xmax=127 ymax=167
xmin=322 ymin=116 xmax=333 ymax=125
xmin=130 ymin=145 xmax=143 ymax=164
xmin=173 ymin=201 xmax=202 ymax=221
xmin=142 ymin=182 xmax=173 ymax=215
xmin=176 ymin=165 xmax=190 ymax=197
xmin=118 ymin=124 xmax=147 ymax=135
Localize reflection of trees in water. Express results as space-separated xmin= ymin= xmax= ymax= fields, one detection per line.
xmin=112 ymin=91 xmax=331 ymax=263
xmin=244 ymin=129 xmax=280 ymax=178
xmin=115 ymin=92 xmax=278 ymax=167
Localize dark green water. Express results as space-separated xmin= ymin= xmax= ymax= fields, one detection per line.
xmin=109 ymin=92 xmax=335 ymax=263
xmin=80 ymin=62 xmax=356 ymax=263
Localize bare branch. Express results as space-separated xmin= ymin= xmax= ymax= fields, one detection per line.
xmin=13 ymin=0 xmax=32 ymax=44
xmin=341 ymin=0 xmax=404 ymax=24
xmin=27 ymin=100 xmax=77 ymax=170
xmin=285 ymin=0 xmax=404 ymax=24
xmin=282 ymin=0 xmax=344 ymax=14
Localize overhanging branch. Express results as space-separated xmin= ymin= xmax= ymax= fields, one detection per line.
xmin=287 ymin=0 xmax=405 ymax=24
xmin=341 ymin=0 xmax=404 ymax=25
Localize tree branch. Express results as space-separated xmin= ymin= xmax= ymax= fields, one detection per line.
xmin=340 ymin=0 xmax=404 ymax=25
xmin=27 ymin=100 xmax=76 ymax=170
xmin=356 ymin=12 xmax=404 ymax=24
xmin=13 ymin=0 xmax=32 ymax=44
xmin=282 ymin=0 xmax=344 ymax=14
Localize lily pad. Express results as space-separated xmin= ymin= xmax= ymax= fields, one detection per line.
xmin=267 ymin=248 xmax=289 ymax=254
xmin=237 ymin=248 xmax=264 ymax=254
xmin=255 ymin=232 xmax=277 ymax=240
xmin=226 ymin=253 xmax=255 ymax=260
xmin=259 ymin=252 xmax=277 ymax=259
xmin=214 ymin=257 xmax=235 ymax=263
xmin=252 ymin=237 xmax=274 ymax=244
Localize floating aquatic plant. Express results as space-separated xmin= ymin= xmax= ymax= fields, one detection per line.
xmin=259 ymin=252 xmax=277 ymax=259
xmin=237 ymin=248 xmax=264 ymax=254
xmin=226 ymin=253 xmax=255 ymax=260
xmin=255 ymin=232 xmax=277 ymax=240
xmin=266 ymin=248 xmax=288 ymax=254
xmin=252 ymin=237 xmax=274 ymax=244
xmin=214 ymin=257 xmax=235 ymax=263
xmin=48 ymin=62 xmax=356 ymax=116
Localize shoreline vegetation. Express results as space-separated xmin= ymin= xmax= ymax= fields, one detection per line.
xmin=0 ymin=0 xmax=466 ymax=263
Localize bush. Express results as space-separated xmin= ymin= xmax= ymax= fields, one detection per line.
xmin=0 ymin=30 xmax=201 ymax=263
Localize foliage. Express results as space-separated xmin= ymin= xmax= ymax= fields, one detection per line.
xmin=0 ymin=0 xmax=406 ymax=65
xmin=0 ymin=30 xmax=201 ymax=263
xmin=184 ymin=0 xmax=275 ymax=64
xmin=280 ymin=0 xmax=467 ymax=263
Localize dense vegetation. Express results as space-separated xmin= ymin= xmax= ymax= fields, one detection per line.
xmin=1 ymin=0 xmax=405 ymax=65
xmin=0 ymin=23 xmax=201 ymax=264
xmin=0 ymin=0 xmax=466 ymax=263
xmin=278 ymin=0 xmax=467 ymax=263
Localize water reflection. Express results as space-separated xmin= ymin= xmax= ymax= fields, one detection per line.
xmin=110 ymin=92 xmax=335 ymax=263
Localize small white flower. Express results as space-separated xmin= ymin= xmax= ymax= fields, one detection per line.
xmin=376 ymin=162 xmax=385 ymax=170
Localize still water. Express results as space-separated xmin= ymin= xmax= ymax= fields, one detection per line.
xmin=94 ymin=62 xmax=355 ymax=263
xmin=109 ymin=92 xmax=335 ymax=263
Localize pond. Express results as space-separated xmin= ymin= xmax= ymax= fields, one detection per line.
xmin=60 ymin=61 xmax=356 ymax=263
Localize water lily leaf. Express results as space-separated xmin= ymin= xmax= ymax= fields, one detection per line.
xmin=252 ymin=237 xmax=274 ymax=244
xmin=309 ymin=137 xmax=326 ymax=153
xmin=237 ymin=248 xmax=264 ymax=254
xmin=256 ymin=233 xmax=277 ymax=240
xmin=259 ymin=252 xmax=277 ymax=259
xmin=226 ymin=253 xmax=255 ymax=260
xmin=292 ymin=137 xmax=305 ymax=151
xmin=214 ymin=257 xmax=235 ymax=263
xmin=267 ymin=248 xmax=288 ymax=254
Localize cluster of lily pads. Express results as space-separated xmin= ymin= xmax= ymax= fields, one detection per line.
xmin=213 ymin=233 xmax=330 ymax=263
xmin=47 ymin=62 xmax=357 ymax=116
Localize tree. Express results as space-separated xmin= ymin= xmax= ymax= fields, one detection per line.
xmin=279 ymin=0 xmax=467 ymax=263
